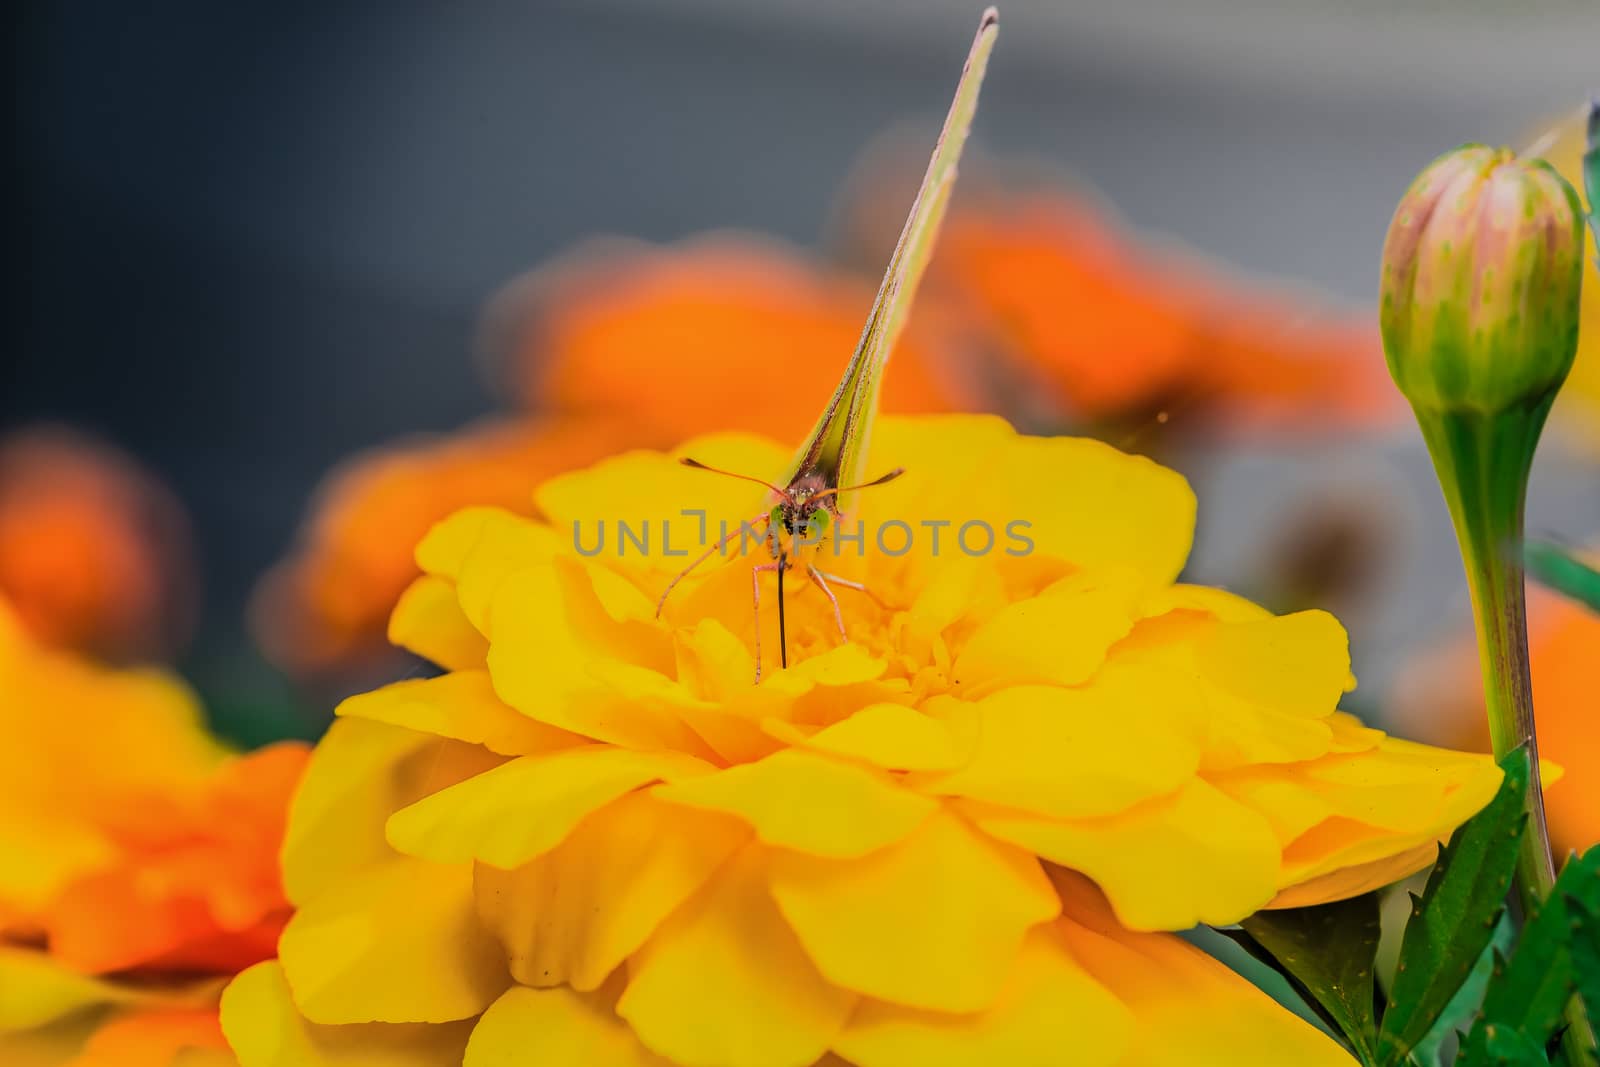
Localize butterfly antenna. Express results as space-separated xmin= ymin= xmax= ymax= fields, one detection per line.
xmin=812 ymin=466 xmax=906 ymax=502
xmin=680 ymin=457 xmax=792 ymax=500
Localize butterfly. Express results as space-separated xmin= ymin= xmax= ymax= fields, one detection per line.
xmin=657 ymin=8 xmax=999 ymax=680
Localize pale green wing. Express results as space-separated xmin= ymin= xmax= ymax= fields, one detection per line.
xmin=788 ymin=8 xmax=999 ymax=506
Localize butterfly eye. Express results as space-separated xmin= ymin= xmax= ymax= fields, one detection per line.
xmin=808 ymin=510 xmax=831 ymax=540
xmin=768 ymin=505 xmax=784 ymax=530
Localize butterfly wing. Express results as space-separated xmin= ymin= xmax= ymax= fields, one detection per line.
xmin=788 ymin=8 xmax=999 ymax=509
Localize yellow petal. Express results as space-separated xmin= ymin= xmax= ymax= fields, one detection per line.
xmin=335 ymin=671 xmax=583 ymax=757
xmin=834 ymin=925 xmax=1132 ymax=1067
xmin=1326 ymin=712 xmax=1385 ymax=754
xmin=951 ymin=569 xmax=1147 ymax=695
xmin=1271 ymin=739 xmax=1502 ymax=897
xmin=865 ymin=418 xmax=1196 ymax=584
xmin=1053 ymin=873 xmax=1354 ymax=1067
xmin=279 ymin=857 xmax=508 ymax=1024
xmin=0 ymin=947 xmax=134 ymax=1030
xmin=1196 ymin=611 xmax=1351 ymax=718
xmin=1215 ymin=739 xmax=1493 ymax=848
xmin=788 ymin=703 xmax=966 ymax=772
xmin=1109 ymin=611 xmax=1339 ymax=772
xmin=474 ymin=792 xmax=747 ymax=991
xmin=1210 ymin=774 xmax=1335 ymax=845
xmin=768 ymin=811 xmax=1060 ymax=1013
xmin=413 ymin=507 xmax=561 ymax=629
xmin=1268 ymin=841 xmax=1442 ymax=910
xmin=386 ymin=746 xmax=712 ymax=869
xmin=913 ymin=683 xmax=1199 ymax=820
xmin=220 ymin=961 xmax=473 ymax=1067
xmin=902 ymin=556 xmax=1006 ymax=648
xmin=1198 ymin=698 xmax=1337 ymax=773
xmin=673 ymin=619 xmax=757 ymax=709
xmin=464 ymin=984 xmax=669 ymax=1067
xmin=486 ymin=564 xmax=713 ymax=754
xmin=281 ymin=718 xmax=504 ymax=906
xmin=388 ymin=575 xmax=487 ymax=671
xmin=1138 ymin=584 xmax=1271 ymax=623
xmin=970 ymin=779 xmax=1281 ymax=930
xmin=651 ymin=749 xmax=936 ymax=858
xmin=0 ymin=1012 xmax=100 ymax=1067
xmin=533 ymin=435 xmax=791 ymax=583
xmin=618 ymin=844 xmax=855 ymax=1067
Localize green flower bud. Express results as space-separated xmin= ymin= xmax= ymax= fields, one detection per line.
xmin=1380 ymin=144 xmax=1584 ymax=414
xmin=1383 ymin=146 xmax=1600 ymax=1064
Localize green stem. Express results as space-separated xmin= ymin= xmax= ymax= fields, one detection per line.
xmin=1415 ymin=400 xmax=1597 ymax=1063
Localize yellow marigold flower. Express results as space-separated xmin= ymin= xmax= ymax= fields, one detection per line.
xmin=0 ymin=598 xmax=309 ymax=1067
xmin=223 ymin=416 xmax=1501 ymax=1067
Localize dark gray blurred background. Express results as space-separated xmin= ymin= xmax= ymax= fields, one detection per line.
xmin=12 ymin=0 xmax=1600 ymax=717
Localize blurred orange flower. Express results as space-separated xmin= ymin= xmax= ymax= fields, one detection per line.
xmin=0 ymin=598 xmax=309 ymax=1066
xmin=496 ymin=236 xmax=969 ymax=444
xmin=252 ymin=418 xmax=636 ymax=675
xmin=1529 ymin=595 xmax=1600 ymax=855
xmin=920 ymin=190 xmax=1398 ymax=431
xmin=1391 ymin=586 xmax=1599 ymax=857
xmin=0 ymin=428 xmax=194 ymax=662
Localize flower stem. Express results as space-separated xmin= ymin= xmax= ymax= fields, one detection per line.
xmin=1416 ymin=400 xmax=1596 ymax=1063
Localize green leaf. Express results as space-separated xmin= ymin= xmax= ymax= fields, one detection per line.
xmin=1377 ymin=748 xmax=1530 ymax=1066
xmin=1237 ymin=894 xmax=1382 ymax=1064
xmin=1457 ymin=1022 xmax=1549 ymax=1067
xmin=1410 ymin=913 xmax=1514 ymax=1067
xmin=1472 ymin=848 xmax=1600 ymax=1054
xmin=1524 ymin=542 xmax=1600 ymax=615
xmin=1571 ymin=899 xmax=1600 ymax=1049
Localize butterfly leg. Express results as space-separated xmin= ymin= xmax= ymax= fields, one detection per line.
xmin=811 ymin=569 xmax=890 ymax=612
xmin=656 ymin=510 xmax=771 ymax=618
xmin=806 ymin=565 xmax=849 ymax=644
xmin=750 ymin=560 xmax=783 ymax=682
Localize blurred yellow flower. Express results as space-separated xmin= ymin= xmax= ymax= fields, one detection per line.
xmin=0 ymin=598 xmax=308 ymax=1067
xmin=223 ymin=416 xmax=1500 ymax=1066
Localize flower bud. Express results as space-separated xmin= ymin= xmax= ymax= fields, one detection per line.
xmin=1380 ymin=144 xmax=1584 ymax=414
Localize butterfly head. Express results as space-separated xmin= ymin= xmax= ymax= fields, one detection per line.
xmin=768 ymin=474 xmax=834 ymax=559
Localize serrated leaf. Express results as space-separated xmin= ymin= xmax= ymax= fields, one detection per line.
xmin=1457 ymin=1022 xmax=1549 ymax=1067
xmin=1411 ymin=914 xmax=1514 ymax=1067
xmin=1571 ymin=898 xmax=1600 ymax=1049
xmin=1524 ymin=542 xmax=1600 ymax=615
xmin=1473 ymin=848 xmax=1600 ymax=1054
xmin=1377 ymin=748 xmax=1530 ymax=1066
xmin=1238 ymin=894 xmax=1382 ymax=1064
